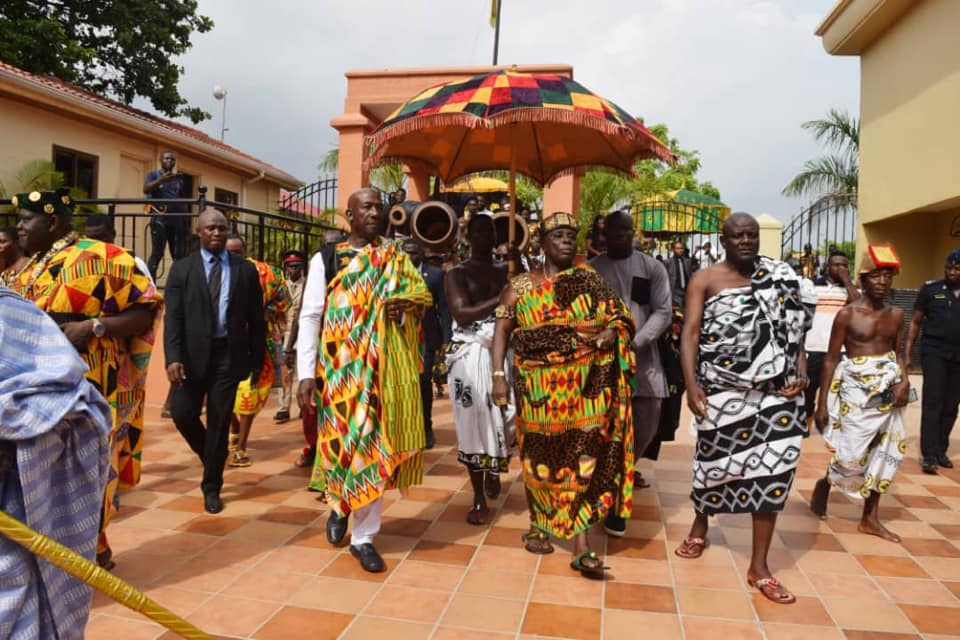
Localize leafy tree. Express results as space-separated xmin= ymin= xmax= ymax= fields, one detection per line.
xmin=578 ymin=123 xmax=720 ymax=225
xmin=318 ymin=147 xmax=406 ymax=194
xmin=0 ymin=0 xmax=214 ymax=123
xmin=782 ymin=108 xmax=859 ymax=210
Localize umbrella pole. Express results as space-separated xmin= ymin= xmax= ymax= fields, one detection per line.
xmin=0 ymin=510 xmax=213 ymax=639
xmin=508 ymin=148 xmax=517 ymax=277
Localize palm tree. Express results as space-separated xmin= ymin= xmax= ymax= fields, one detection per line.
xmin=316 ymin=147 xmax=405 ymax=193
xmin=782 ymin=108 xmax=859 ymax=210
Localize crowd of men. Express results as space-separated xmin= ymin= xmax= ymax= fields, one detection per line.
xmin=1 ymin=154 xmax=959 ymax=631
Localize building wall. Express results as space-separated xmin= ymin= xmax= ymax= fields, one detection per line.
xmin=857 ymin=0 xmax=960 ymax=283
xmin=0 ymin=95 xmax=284 ymax=259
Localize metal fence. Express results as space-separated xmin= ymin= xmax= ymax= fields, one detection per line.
xmin=279 ymin=175 xmax=338 ymax=219
xmin=1 ymin=185 xmax=337 ymax=285
xmin=781 ymin=195 xmax=858 ymax=263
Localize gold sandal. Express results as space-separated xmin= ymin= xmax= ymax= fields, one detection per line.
xmin=229 ymin=450 xmax=252 ymax=467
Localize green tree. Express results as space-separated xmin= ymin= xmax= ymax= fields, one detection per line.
xmin=0 ymin=0 xmax=213 ymax=123
xmin=317 ymin=147 xmax=406 ymax=193
xmin=578 ymin=123 xmax=720 ymax=225
xmin=782 ymin=108 xmax=859 ymax=210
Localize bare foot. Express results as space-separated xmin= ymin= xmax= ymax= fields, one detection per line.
xmin=810 ymin=478 xmax=830 ymax=520
xmin=858 ymin=520 xmax=901 ymax=543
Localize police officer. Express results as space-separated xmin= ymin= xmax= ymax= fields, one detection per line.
xmin=904 ymin=248 xmax=960 ymax=474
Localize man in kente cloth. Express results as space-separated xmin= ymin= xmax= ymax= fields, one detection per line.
xmin=0 ymin=288 xmax=111 ymax=638
xmin=225 ymin=234 xmax=288 ymax=468
xmin=811 ymin=245 xmax=910 ymax=542
xmin=446 ymin=213 xmax=515 ymax=525
xmin=297 ymin=188 xmax=432 ymax=572
xmin=676 ymin=212 xmax=814 ymax=605
xmin=12 ymin=188 xmax=160 ymax=569
xmin=491 ymin=211 xmax=636 ymax=580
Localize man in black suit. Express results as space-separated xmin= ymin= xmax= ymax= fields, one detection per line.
xmin=403 ymin=238 xmax=451 ymax=449
xmin=664 ymin=240 xmax=693 ymax=309
xmin=164 ymin=209 xmax=265 ymax=514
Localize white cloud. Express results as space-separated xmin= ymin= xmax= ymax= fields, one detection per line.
xmin=159 ymin=0 xmax=858 ymax=220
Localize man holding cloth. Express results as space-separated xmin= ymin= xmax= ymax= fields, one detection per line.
xmin=297 ymin=188 xmax=432 ymax=572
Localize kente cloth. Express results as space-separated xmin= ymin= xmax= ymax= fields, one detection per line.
xmin=510 ymin=265 xmax=636 ymax=539
xmin=11 ymin=236 xmax=160 ymax=551
xmin=311 ymin=239 xmax=432 ymax=515
xmin=691 ymin=257 xmax=814 ymax=515
xmin=0 ymin=288 xmax=111 ymax=640
xmin=447 ymin=317 xmax=515 ymax=473
xmin=822 ymin=352 xmax=907 ymax=499
xmin=234 ymin=259 xmax=289 ymax=416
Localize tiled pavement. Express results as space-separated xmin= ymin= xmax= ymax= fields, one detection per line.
xmin=86 ymin=385 xmax=960 ymax=639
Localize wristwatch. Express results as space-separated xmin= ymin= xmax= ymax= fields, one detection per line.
xmin=91 ymin=318 xmax=107 ymax=338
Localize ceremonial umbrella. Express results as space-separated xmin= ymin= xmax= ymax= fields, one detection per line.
xmin=443 ymin=175 xmax=508 ymax=193
xmin=365 ymin=70 xmax=674 ymax=266
xmin=633 ymin=189 xmax=730 ymax=237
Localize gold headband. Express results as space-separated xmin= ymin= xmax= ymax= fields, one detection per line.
xmin=540 ymin=211 xmax=578 ymax=234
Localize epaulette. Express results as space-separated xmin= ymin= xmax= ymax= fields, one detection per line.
xmin=924 ymin=279 xmax=941 ymax=286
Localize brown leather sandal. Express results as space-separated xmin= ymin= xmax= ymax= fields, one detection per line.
xmin=748 ymin=576 xmax=796 ymax=604
xmin=674 ymin=536 xmax=710 ymax=559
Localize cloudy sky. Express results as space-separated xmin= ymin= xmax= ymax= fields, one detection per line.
xmin=162 ymin=0 xmax=858 ymax=220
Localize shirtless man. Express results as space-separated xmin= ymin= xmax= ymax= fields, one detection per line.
xmin=811 ymin=246 xmax=910 ymax=542
xmin=678 ymin=213 xmax=812 ymax=605
xmin=445 ymin=214 xmax=514 ymax=523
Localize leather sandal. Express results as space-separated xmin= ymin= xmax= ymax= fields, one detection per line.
xmin=570 ymin=550 xmax=609 ymax=580
xmin=674 ymin=536 xmax=710 ymax=559
xmin=749 ymin=576 xmax=796 ymax=604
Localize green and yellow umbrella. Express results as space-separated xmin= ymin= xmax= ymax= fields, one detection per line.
xmin=633 ymin=189 xmax=730 ymax=236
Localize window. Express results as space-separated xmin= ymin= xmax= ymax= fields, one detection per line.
xmin=53 ymin=146 xmax=98 ymax=197
xmin=214 ymin=187 xmax=238 ymax=206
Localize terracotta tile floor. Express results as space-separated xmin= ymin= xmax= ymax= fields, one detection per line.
xmin=85 ymin=387 xmax=960 ymax=639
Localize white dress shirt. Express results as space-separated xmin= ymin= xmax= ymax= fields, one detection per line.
xmin=296 ymin=251 xmax=327 ymax=381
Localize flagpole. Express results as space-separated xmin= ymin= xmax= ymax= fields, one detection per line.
xmin=492 ymin=0 xmax=502 ymax=65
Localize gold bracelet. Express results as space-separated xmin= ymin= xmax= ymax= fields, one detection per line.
xmin=492 ymin=371 xmax=506 ymax=378
xmin=494 ymin=304 xmax=515 ymax=319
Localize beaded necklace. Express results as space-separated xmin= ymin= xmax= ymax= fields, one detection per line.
xmin=19 ymin=231 xmax=78 ymax=296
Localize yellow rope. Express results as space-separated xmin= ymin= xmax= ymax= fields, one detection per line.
xmin=0 ymin=510 xmax=212 ymax=639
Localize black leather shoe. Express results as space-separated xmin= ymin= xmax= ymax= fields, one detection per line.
xmin=326 ymin=511 xmax=349 ymax=545
xmin=273 ymin=410 xmax=290 ymax=423
xmin=425 ymin=429 xmax=435 ymax=450
xmin=938 ymin=454 xmax=954 ymax=469
xmin=350 ymin=543 xmax=386 ymax=572
xmin=604 ymin=514 xmax=627 ymax=537
xmin=921 ymin=457 xmax=939 ymax=475
xmin=203 ymin=493 xmax=224 ymax=514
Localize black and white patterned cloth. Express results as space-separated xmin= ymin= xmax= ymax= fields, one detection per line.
xmin=691 ymin=257 xmax=815 ymax=515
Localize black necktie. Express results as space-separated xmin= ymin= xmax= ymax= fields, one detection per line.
xmin=208 ymin=254 xmax=222 ymax=317
xmin=675 ymin=257 xmax=685 ymax=289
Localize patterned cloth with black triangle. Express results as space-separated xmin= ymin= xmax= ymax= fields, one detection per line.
xmin=11 ymin=236 xmax=161 ymax=554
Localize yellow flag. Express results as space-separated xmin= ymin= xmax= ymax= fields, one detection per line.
xmin=490 ymin=0 xmax=499 ymax=27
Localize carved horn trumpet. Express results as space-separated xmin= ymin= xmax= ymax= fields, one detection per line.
xmin=388 ymin=201 xmax=418 ymax=235
xmin=492 ymin=211 xmax=530 ymax=252
xmin=411 ymin=200 xmax=458 ymax=249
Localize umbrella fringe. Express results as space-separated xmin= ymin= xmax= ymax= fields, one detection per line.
xmin=365 ymin=109 xmax=676 ymax=170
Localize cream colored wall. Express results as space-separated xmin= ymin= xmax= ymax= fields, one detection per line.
xmin=859 ymin=0 xmax=960 ymax=224
xmin=0 ymin=97 xmax=157 ymax=198
xmin=862 ymin=208 xmax=960 ymax=288
xmin=1 ymin=94 xmax=286 ymax=265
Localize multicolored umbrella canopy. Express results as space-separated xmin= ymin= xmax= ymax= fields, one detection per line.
xmin=633 ymin=189 xmax=730 ymax=236
xmin=365 ymin=70 xmax=674 ymax=186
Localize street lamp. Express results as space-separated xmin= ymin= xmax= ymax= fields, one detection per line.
xmin=213 ymin=85 xmax=228 ymax=141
